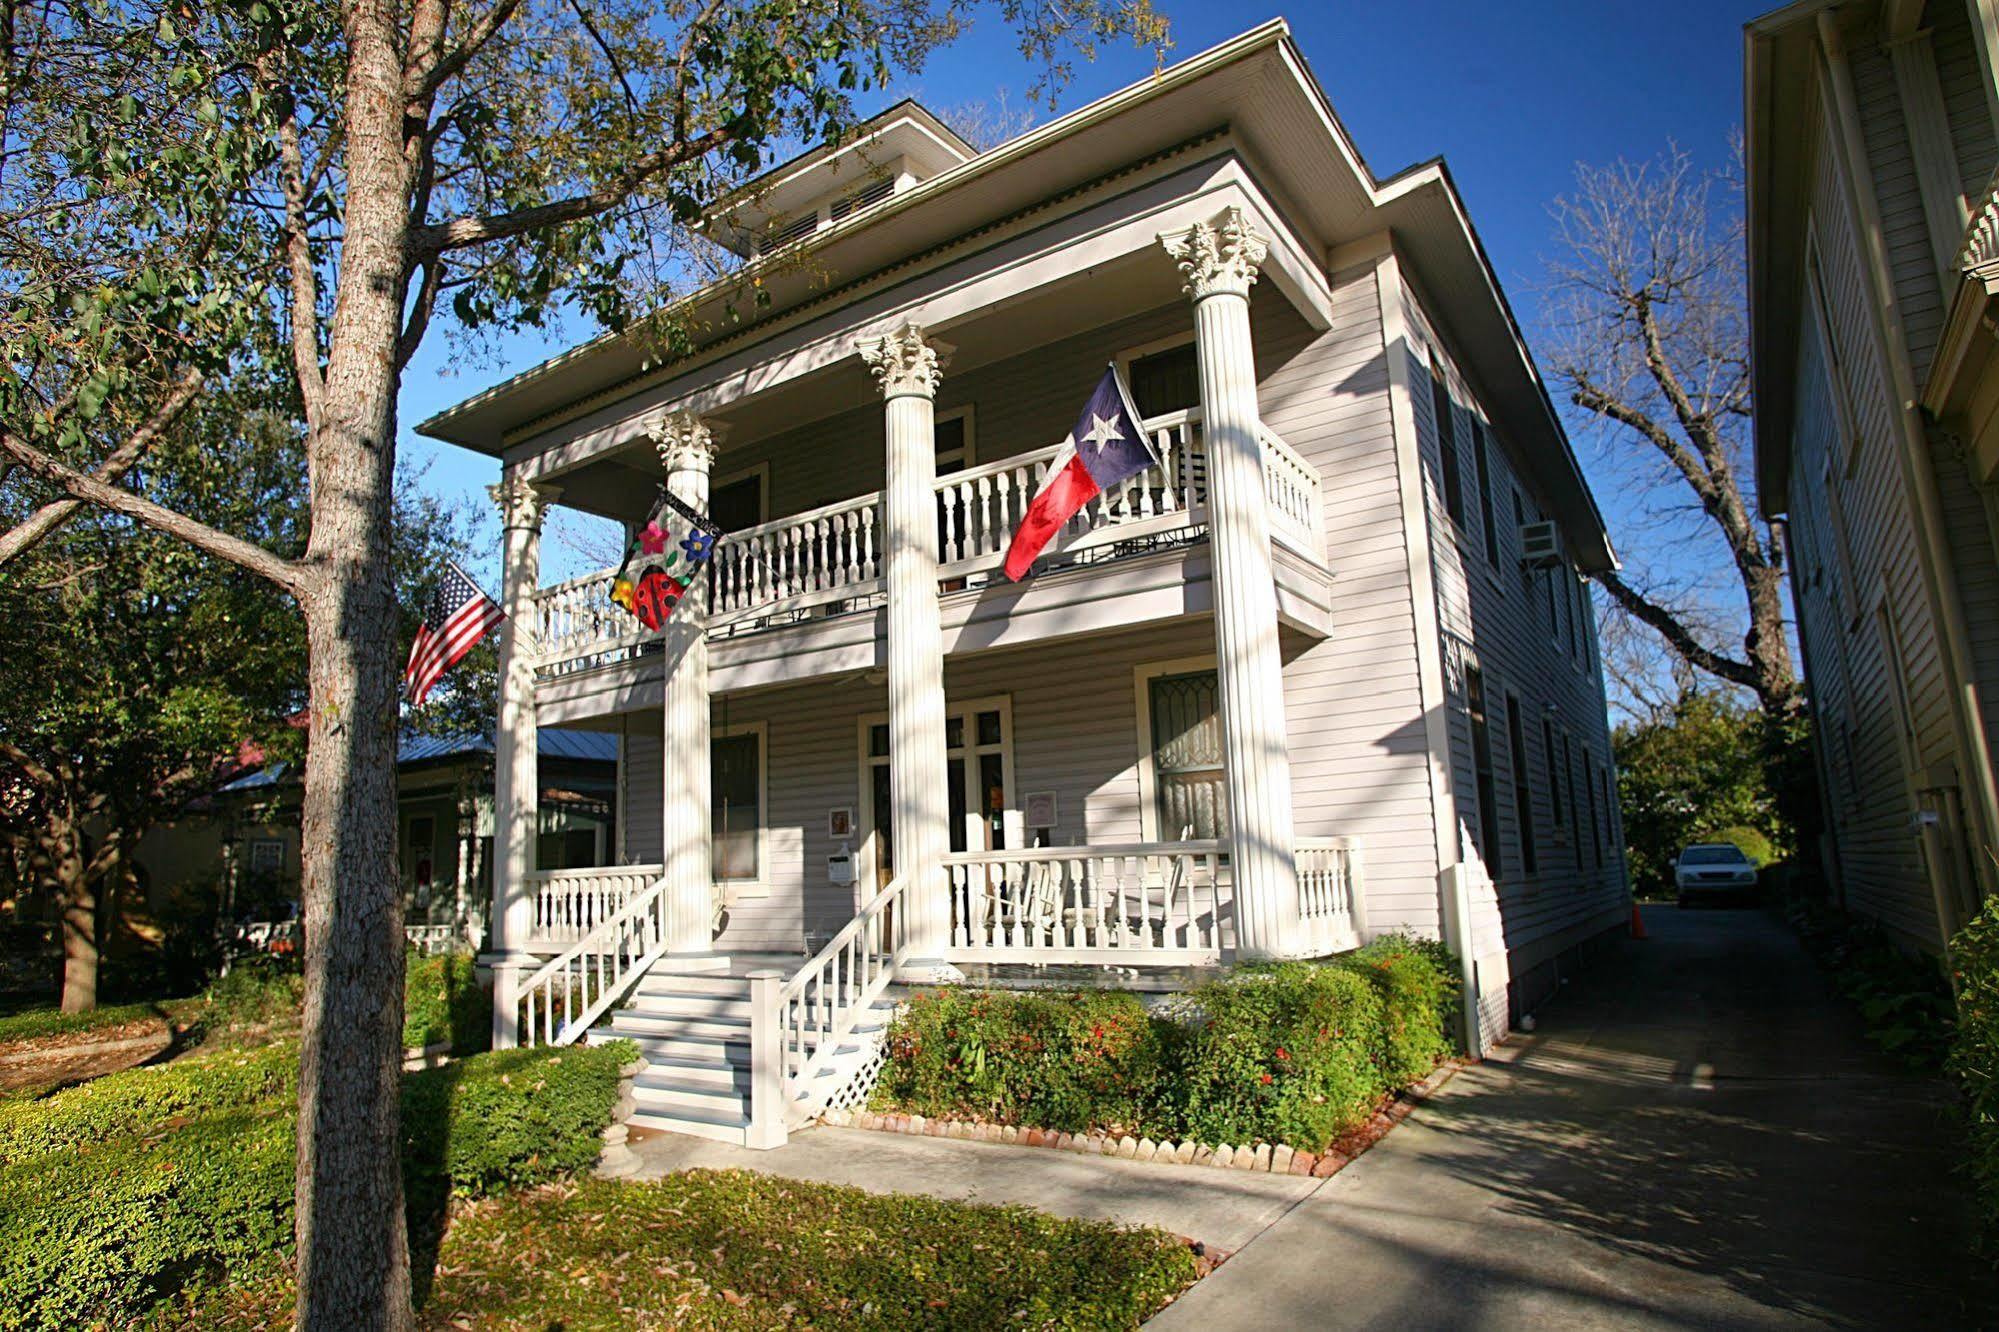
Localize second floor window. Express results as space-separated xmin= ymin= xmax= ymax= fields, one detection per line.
xmin=1472 ymin=420 xmax=1498 ymax=566
xmin=1431 ymin=355 xmax=1465 ymax=528
xmin=1129 ymin=342 xmax=1200 ymax=420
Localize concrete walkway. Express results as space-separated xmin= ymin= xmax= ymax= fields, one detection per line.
xmin=1149 ymin=908 xmax=1989 ymax=1329
xmin=623 ymin=1120 xmax=1318 ymax=1253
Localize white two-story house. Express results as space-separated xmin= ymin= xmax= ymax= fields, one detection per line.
xmin=421 ymin=20 xmax=1630 ymax=1145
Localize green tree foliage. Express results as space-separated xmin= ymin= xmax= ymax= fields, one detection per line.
xmin=1613 ymin=689 xmax=1793 ymax=890
xmin=2 ymin=1 xmax=1170 ymax=1323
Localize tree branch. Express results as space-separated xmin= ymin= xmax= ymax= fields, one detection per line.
xmin=0 ymin=367 xmax=203 ymax=569
xmin=1594 ymin=570 xmax=1760 ymax=691
xmin=0 ymin=430 xmax=306 ymax=595
xmin=279 ymin=110 xmax=327 ymax=431
xmin=411 ymin=0 xmax=525 ymax=103
xmin=398 ymin=257 xmax=443 ymax=370
xmin=409 ymin=124 xmax=736 ymax=255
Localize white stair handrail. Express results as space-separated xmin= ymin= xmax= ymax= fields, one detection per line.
xmin=752 ymin=875 xmax=909 ymax=1138
xmin=516 ymin=875 xmax=668 ymax=1047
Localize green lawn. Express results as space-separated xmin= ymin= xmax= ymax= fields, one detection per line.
xmin=154 ymin=1170 xmax=1199 ymax=1330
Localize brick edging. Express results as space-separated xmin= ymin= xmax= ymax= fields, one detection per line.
xmin=818 ymin=1059 xmax=1464 ymax=1179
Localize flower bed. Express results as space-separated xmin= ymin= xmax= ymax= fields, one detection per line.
xmin=871 ymin=935 xmax=1459 ymax=1154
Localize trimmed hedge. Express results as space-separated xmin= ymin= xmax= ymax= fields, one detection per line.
xmin=873 ymin=935 xmax=1460 ymax=1153
xmin=1950 ymin=898 xmax=1999 ymax=1243
xmin=401 ymin=952 xmax=491 ymax=1054
xmin=0 ymin=1038 xmax=635 ymax=1330
xmin=875 ymin=987 xmax=1170 ymax=1135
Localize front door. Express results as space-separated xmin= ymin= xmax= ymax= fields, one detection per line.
xmin=859 ymin=700 xmax=1014 ymax=901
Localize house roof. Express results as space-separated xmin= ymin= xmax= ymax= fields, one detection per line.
xmin=418 ymin=19 xmax=1612 ymax=569
xmin=218 ymin=727 xmax=617 ymax=792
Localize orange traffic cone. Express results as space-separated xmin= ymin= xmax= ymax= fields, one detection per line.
xmin=1629 ymin=902 xmax=1648 ymax=940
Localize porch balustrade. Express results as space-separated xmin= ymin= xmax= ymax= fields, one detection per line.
xmin=527 ymin=413 xmax=1321 ymax=676
xmin=525 ymin=863 xmax=664 ymax=947
xmin=1294 ymin=836 xmax=1364 ymax=955
xmin=941 ymin=841 xmax=1232 ymax=964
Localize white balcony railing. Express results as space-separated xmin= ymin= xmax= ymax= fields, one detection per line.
xmin=1295 ymin=836 xmax=1364 ymax=956
xmin=529 ymin=412 xmax=1323 ymax=675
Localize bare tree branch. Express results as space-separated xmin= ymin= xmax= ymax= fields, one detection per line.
xmin=0 ymin=428 xmax=305 ymax=594
xmin=0 ymin=367 xmax=203 ymax=568
xmin=1595 ymin=569 xmax=1760 ymax=691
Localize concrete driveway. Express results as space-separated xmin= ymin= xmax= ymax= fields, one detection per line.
xmin=1148 ymin=908 xmax=1989 ymax=1329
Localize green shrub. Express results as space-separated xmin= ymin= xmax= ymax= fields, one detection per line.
xmin=0 ymin=1042 xmax=296 ymax=1162
xmin=182 ymin=957 xmax=304 ymax=1044
xmin=1949 ymin=898 xmax=1999 ymax=1241
xmin=1341 ymin=934 xmax=1459 ymax=1086
xmin=401 ymin=952 xmax=491 ymax=1054
xmin=0 ymin=1001 xmax=166 ymax=1049
xmin=870 ymin=941 xmax=1461 ymax=1154
xmin=0 ymin=1039 xmax=633 ymax=1329
xmin=1714 ymin=825 xmax=1776 ymax=868
xmin=1176 ymin=963 xmax=1386 ymax=1152
xmin=873 ymin=988 xmax=1168 ymax=1135
xmin=0 ymin=1102 xmax=294 ymax=1329
xmin=401 ymin=1039 xmax=637 ymax=1217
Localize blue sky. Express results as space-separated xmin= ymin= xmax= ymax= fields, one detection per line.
xmin=401 ymin=1 xmax=1761 ymax=589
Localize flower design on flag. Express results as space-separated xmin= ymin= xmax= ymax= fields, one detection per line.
xmin=610 ymin=578 xmax=637 ymax=611
xmin=679 ymin=529 xmax=717 ymax=563
xmin=638 ymin=522 xmax=670 ymax=555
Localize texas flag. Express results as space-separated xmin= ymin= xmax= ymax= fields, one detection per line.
xmin=1002 ymin=366 xmax=1159 ymax=581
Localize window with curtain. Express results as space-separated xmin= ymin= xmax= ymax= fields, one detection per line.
xmin=1149 ymin=669 xmax=1227 ymax=840
xmin=712 ymin=731 xmax=760 ymax=881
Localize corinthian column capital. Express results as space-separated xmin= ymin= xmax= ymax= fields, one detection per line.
xmin=488 ymin=473 xmax=561 ymax=531
xmin=860 ymin=323 xmax=952 ymax=400
xmin=649 ymin=411 xmax=721 ymax=474
xmin=1159 ymin=206 xmax=1269 ymax=303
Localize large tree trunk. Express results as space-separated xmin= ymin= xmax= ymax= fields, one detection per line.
xmin=291 ymin=4 xmax=417 ymax=1327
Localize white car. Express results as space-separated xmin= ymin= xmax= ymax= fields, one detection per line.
xmin=1673 ymin=843 xmax=1760 ymax=906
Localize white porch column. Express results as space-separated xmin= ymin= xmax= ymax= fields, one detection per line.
xmin=653 ymin=412 xmax=719 ymax=956
xmin=487 ymin=470 xmax=558 ymax=1047
xmin=862 ymin=324 xmax=958 ymax=978
xmin=1160 ymin=207 xmax=1302 ymax=959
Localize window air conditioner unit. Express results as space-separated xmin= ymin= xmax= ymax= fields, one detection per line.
xmin=1518 ymin=521 xmax=1563 ymax=570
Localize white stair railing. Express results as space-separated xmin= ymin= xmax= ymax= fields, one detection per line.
xmin=515 ymin=876 xmax=668 ymax=1047
xmin=749 ymin=875 xmax=909 ymax=1145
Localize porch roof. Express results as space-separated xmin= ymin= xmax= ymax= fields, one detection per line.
xmin=418 ymin=20 xmax=1610 ymax=570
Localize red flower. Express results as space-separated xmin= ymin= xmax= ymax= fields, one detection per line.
xmin=1260 ymin=1072 xmax=1274 ymax=1085
xmin=1275 ymin=1047 xmax=1290 ymax=1061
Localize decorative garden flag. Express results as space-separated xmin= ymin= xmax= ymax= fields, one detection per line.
xmin=404 ymin=561 xmax=505 ymax=705
xmin=1002 ymin=364 xmax=1158 ymax=580
xmin=609 ymin=490 xmax=723 ymax=630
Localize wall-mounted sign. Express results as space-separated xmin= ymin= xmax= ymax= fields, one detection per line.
xmin=1024 ymin=791 xmax=1058 ymax=829
xmin=828 ymin=807 xmax=854 ymax=838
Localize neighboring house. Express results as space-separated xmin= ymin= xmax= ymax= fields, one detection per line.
xmin=420 ymin=20 xmax=1629 ymax=1143
xmin=136 ymin=728 xmax=618 ymax=946
xmin=1746 ymin=0 xmax=1999 ymax=954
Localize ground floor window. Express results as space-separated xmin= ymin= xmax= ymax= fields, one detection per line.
xmin=713 ymin=725 xmax=764 ymax=882
xmin=1468 ymin=667 xmax=1501 ymax=876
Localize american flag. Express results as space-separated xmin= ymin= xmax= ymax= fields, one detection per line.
xmin=404 ymin=562 xmax=505 ymax=706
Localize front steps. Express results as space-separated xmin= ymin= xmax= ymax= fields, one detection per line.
xmin=590 ymin=962 xmax=900 ymax=1146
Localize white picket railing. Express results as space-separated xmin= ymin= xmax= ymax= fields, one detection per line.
xmin=515 ymin=876 xmax=668 ymax=1047
xmin=525 ymin=864 xmax=664 ymax=947
xmin=1262 ymin=427 xmax=1325 ymax=562
xmin=1296 ymin=836 xmax=1365 ymax=955
xmin=942 ymin=841 xmax=1231 ymax=964
xmin=749 ymin=875 xmax=910 ymax=1142
xmin=710 ymin=491 xmax=884 ymax=620
xmin=527 ymin=408 xmax=1325 ymax=675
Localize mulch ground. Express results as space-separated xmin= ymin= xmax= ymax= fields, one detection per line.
xmin=0 ymin=1017 xmax=174 ymax=1095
